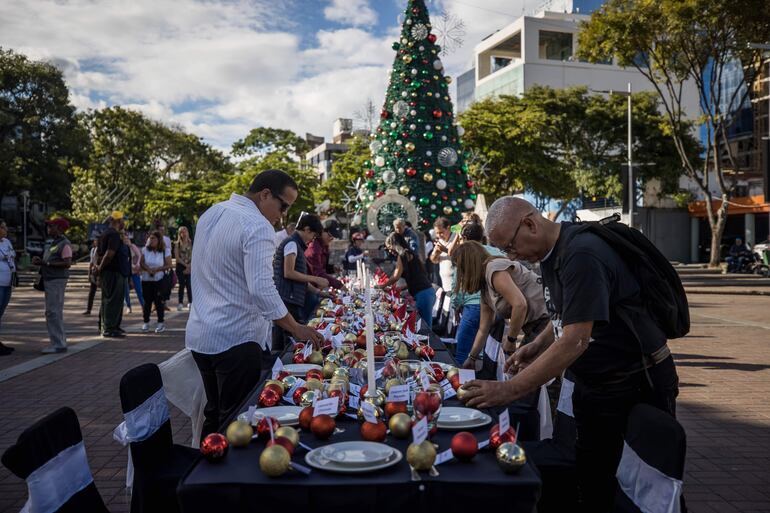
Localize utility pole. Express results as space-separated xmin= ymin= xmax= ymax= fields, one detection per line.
xmin=627 ymin=82 xmax=634 ymax=229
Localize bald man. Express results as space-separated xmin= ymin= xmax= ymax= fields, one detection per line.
xmin=461 ymin=196 xmax=679 ymax=513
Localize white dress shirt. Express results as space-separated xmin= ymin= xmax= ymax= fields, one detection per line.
xmin=185 ymin=193 xmax=288 ymax=354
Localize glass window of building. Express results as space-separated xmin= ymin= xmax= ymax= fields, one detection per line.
xmin=492 ymin=57 xmax=512 ymax=73
xmin=539 ymin=31 xmax=573 ymax=61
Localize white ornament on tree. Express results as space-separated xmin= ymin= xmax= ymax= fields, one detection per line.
xmin=464 ymin=199 xmax=475 ymax=209
xmin=374 ymin=156 xmax=385 ymax=167
xmin=433 ymin=59 xmax=443 ymax=70
xmin=382 ymin=169 xmax=396 ymax=184
xmin=437 ymin=147 xmax=458 ymax=167
xmin=436 ymin=179 xmax=447 ymax=190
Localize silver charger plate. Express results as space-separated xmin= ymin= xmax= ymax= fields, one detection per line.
xmin=318 ymin=441 xmax=394 ymax=467
xmin=252 ymin=406 xmax=303 ymax=426
xmin=437 ymin=407 xmax=492 ymax=430
xmin=305 ymin=444 xmax=403 ymax=474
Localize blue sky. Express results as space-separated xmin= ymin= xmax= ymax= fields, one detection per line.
xmin=0 ymin=0 xmax=538 ymax=151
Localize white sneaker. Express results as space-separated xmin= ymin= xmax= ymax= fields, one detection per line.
xmin=141 ymin=323 xmax=149 ymax=332
xmin=125 ymin=306 xmax=132 ymax=314
xmin=155 ymin=323 xmax=166 ymax=333
xmin=176 ymin=304 xmax=183 ymax=312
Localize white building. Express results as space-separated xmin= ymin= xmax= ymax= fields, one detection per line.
xmin=305 ymin=118 xmax=354 ymax=183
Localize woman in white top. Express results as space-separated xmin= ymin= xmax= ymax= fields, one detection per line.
xmin=0 ymin=219 xmax=16 ymax=355
xmin=140 ymin=231 xmax=172 ymax=333
xmin=429 ymin=216 xmax=459 ymax=292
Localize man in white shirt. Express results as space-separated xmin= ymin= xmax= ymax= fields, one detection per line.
xmin=186 ymin=169 xmax=323 ymax=439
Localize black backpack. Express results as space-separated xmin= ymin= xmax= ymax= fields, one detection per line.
xmin=556 ymin=214 xmax=690 ymax=340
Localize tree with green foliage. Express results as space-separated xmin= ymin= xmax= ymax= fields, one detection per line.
xmin=366 ymin=0 xmax=476 ymax=232
xmin=460 ymin=86 xmax=692 ymax=218
xmin=0 ymin=47 xmax=87 ymax=207
xmin=578 ymin=0 xmax=770 ymax=265
xmin=231 ymin=127 xmax=310 ymax=160
xmin=314 ymin=136 xmax=370 ymax=212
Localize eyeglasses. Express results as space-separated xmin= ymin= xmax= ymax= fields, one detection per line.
xmin=271 ymin=191 xmax=290 ymax=213
xmin=501 ymin=212 xmax=533 ymax=257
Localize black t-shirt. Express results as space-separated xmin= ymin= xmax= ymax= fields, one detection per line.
xmin=97 ymin=227 xmax=124 ymax=273
xmin=540 ymin=222 xmax=666 ymax=381
xmin=399 ymin=252 xmax=432 ymax=296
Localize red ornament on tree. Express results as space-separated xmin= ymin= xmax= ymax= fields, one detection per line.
xmin=200 ymin=433 xmax=229 ymax=462
xmin=451 ymin=431 xmax=479 ymax=461
xmin=466 ymin=180 xmax=474 ymax=188
xmin=380 ymin=109 xmax=390 ymax=119
xmin=432 ymin=109 xmax=443 ymax=119
xmin=406 ymin=167 xmax=417 ymax=177
xmin=366 ymin=169 xmax=374 ymax=178
xmin=427 ymin=34 xmax=437 ymax=43
xmin=375 ymin=191 xmax=384 ymax=198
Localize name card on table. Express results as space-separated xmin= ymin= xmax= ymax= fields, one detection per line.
xmin=439 ymin=379 xmax=456 ymax=399
xmin=387 ymin=384 xmax=410 ymax=402
xmin=435 ymin=449 xmax=454 ymax=466
xmin=342 ymin=296 xmax=352 ymax=305
xmin=458 ymin=369 xmax=475 ymax=385
xmin=419 ymin=370 xmax=431 ymax=390
xmin=302 ymin=343 xmax=313 ymax=358
xmin=478 ymin=439 xmax=490 ymax=450
xmin=313 ymin=396 xmax=339 ymax=417
xmin=499 ymin=408 xmax=510 ymax=435
xmin=271 ymin=357 xmax=284 ymax=379
xmin=284 ymin=378 xmax=306 ymax=404
xmin=332 ymin=333 xmax=345 ymax=348
xmin=375 ymin=367 xmax=384 ymax=379
xmin=361 ymin=402 xmax=378 ymax=423
xmin=348 ymin=395 xmax=360 ymax=409
xmin=412 ymin=416 xmax=428 ymax=445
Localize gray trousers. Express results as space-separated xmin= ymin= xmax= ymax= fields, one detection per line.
xmin=44 ymin=278 xmax=68 ymax=348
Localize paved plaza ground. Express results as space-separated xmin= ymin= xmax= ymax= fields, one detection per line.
xmin=0 ymin=285 xmax=768 ymax=512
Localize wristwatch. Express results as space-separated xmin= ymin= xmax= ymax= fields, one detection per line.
xmin=506 ymin=335 xmax=517 ymax=344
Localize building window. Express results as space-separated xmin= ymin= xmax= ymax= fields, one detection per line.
xmin=492 ymin=57 xmax=512 ymax=73
xmin=539 ymin=31 xmax=573 ymax=61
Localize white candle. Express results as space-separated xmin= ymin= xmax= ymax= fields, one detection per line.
xmin=364 ymin=313 xmax=376 ymax=395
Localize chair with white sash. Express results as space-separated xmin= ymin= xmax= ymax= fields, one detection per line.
xmin=2 ymin=407 xmax=109 ymax=513
xmin=614 ymin=403 xmax=686 ymax=513
xmin=522 ymin=373 xmax=578 ymax=513
xmin=115 ymin=363 xmax=197 ymax=513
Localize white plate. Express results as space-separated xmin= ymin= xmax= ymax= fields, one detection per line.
xmin=305 ymin=445 xmax=403 ymax=473
xmin=283 ymin=363 xmax=322 ymax=376
xmin=252 ymin=406 xmax=303 ymax=426
xmin=318 ymin=441 xmax=394 ymax=467
xmin=437 ymin=407 xmax=492 ymax=430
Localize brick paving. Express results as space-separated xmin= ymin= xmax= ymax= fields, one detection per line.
xmin=0 ymin=288 xmax=768 ymax=512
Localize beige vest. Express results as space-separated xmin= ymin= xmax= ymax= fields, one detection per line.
xmin=483 ymin=258 xmax=548 ymax=324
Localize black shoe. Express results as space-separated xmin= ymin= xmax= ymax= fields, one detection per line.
xmin=102 ymin=331 xmax=126 ymax=338
xmin=115 ymin=327 xmax=126 ymax=334
xmin=81 ymin=310 xmax=91 ymax=315
xmin=0 ymin=342 xmax=14 ymax=355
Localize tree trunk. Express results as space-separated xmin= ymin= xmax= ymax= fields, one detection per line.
xmin=707 ymin=195 xmax=729 ymax=268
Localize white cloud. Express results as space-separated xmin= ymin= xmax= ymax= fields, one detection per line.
xmin=324 ymin=0 xmax=378 ymax=27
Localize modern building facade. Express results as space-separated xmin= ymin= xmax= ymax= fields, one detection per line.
xmin=305 ymin=118 xmax=354 ymax=183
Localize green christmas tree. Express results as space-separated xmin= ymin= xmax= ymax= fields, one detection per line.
xmin=362 ymin=0 xmax=476 ymax=234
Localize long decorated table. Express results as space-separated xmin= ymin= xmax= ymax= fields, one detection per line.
xmin=178 ymin=343 xmax=541 ymax=512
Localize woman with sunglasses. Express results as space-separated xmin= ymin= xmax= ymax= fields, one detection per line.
xmin=378 ymin=232 xmax=435 ymax=329
xmin=451 ymin=241 xmax=549 ymax=370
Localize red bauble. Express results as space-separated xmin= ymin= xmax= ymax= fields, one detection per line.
xmin=449 ymin=374 xmax=461 ymax=391
xmin=200 ymin=433 xmax=229 ymax=462
xmin=406 ymin=167 xmax=417 ymax=177
xmin=263 ymin=383 xmax=283 ymax=396
xmin=257 ymin=416 xmax=281 ymax=439
xmin=328 ymin=389 xmax=347 ymax=415
xmin=427 ymin=34 xmax=437 ymax=43
xmin=366 ymin=169 xmax=374 ymax=178
xmin=432 ymin=109 xmax=443 ymax=119
xmin=418 ymin=345 xmax=435 ymax=360
xmin=414 ymin=391 xmax=440 ymax=415
xmin=489 ymin=423 xmax=515 ymax=450
xmin=299 ymin=407 xmax=314 ymax=430
xmin=451 ymin=431 xmax=479 ymax=461
xmin=259 ymin=387 xmax=281 ymax=407
xmin=430 ymin=363 xmax=445 ymax=382
xmin=385 ymin=401 xmax=408 ymax=418
xmin=359 ymin=384 xmax=369 ymax=399
xmin=380 ymin=109 xmax=389 ymax=119
xmin=466 ymin=180 xmax=475 ymax=188
xmin=293 ymin=353 xmax=306 ymax=364
xmin=266 ymin=436 xmax=295 ymax=455
xmin=373 ymin=345 xmax=387 ymax=357
xmin=311 ymin=414 xmax=336 ymax=440
xmin=376 ymin=191 xmax=384 ymax=198
xmin=360 ymin=421 xmax=387 ymax=442
xmin=292 ymin=386 xmax=308 ymax=405
xmin=423 ymin=161 xmax=431 ymax=168
xmin=306 ymin=369 xmax=323 ymax=381
xmin=275 ymin=370 xmax=290 ymax=381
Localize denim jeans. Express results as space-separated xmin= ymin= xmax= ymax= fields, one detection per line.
xmin=0 ymin=285 xmax=11 ymax=331
xmin=413 ymin=287 xmax=435 ymax=330
xmin=124 ymin=274 xmax=144 ymax=308
xmin=454 ymin=303 xmax=480 ymax=364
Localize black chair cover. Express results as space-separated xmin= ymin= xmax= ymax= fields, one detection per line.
xmin=2 ymin=407 xmax=109 ymax=513
xmin=119 ymin=363 xmax=198 ymax=513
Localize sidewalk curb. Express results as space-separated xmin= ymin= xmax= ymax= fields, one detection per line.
xmin=685 ymin=288 xmax=770 ymax=296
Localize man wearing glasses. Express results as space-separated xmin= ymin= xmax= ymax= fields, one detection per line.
xmin=186 ymin=169 xmax=323 ymax=441
xmin=460 ymin=196 xmax=679 ymax=513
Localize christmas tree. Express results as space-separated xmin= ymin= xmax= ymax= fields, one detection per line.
xmin=361 ymin=0 xmax=476 ymax=234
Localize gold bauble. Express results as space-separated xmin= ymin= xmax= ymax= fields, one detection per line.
xmin=225 ymin=420 xmax=253 ymax=447
xmin=322 ymin=361 xmax=337 ymax=379
xmin=423 ymin=172 xmax=434 ymax=182
xmin=325 ymin=353 xmax=340 ymax=366
xmin=265 ymin=379 xmax=286 ymax=394
xmin=300 ymin=389 xmax=323 ymax=407
xmin=443 ymin=206 xmax=453 ymax=215
xmin=259 ymin=445 xmax=291 ymax=477
xmin=397 ymin=342 xmax=409 ymax=360
xmin=332 ymin=367 xmax=350 ymax=381
xmin=446 ymin=367 xmax=459 ymax=380
xmin=281 ymin=375 xmax=298 ymax=390
xmin=363 ymin=389 xmax=387 ymax=408
xmin=357 ymin=403 xmax=383 ymax=422
xmin=274 ymin=426 xmax=299 ymax=447
xmin=496 ymin=442 xmax=527 ymax=474
xmin=304 ymin=378 xmax=324 ymax=392
xmin=384 ymin=378 xmax=403 ymax=395
xmin=399 ymin=185 xmax=410 ymax=195
xmin=388 ymin=412 xmax=412 ymax=439
xmin=445 ymin=76 xmax=453 ymax=84
xmin=407 ymin=440 xmax=437 ymax=471
xmin=307 ymin=351 xmax=324 ymax=366
xmin=403 ymin=55 xmax=413 ymax=63
xmin=456 ymin=385 xmax=468 ymax=401
xmin=405 ymin=142 xmax=416 ymax=152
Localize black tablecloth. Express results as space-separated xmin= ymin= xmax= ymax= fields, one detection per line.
xmin=178 ymin=339 xmax=541 ymax=513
